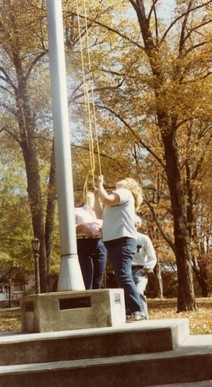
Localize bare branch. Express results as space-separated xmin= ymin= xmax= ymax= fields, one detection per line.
xmin=25 ymin=51 xmax=47 ymax=82
xmin=0 ymin=126 xmax=21 ymax=145
xmin=179 ymin=0 xmax=193 ymax=54
xmin=150 ymin=0 xmax=159 ymax=46
xmin=71 ymin=143 xmax=127 ymax=170
xmin=0 ymin=68 xmax=17 ymax=92
xmin=70 ymin=78 xmax=125 ymax=103
xmin=160 ymin=0 xmax=212 ymax=45
xmin=144 ymin=198 xmax=175 ymax=252
xmin=185 ymin=39 xmax=212 ymax=55
xmin=96 ymin=103 xmax=166 ymax=169
xmin=184 ymin=18 xmax=212 ymax=45
xmin=70 ymin=10 xmax=145 ymax=50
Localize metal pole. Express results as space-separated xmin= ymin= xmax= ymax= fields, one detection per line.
xmin=35 ymin=252 xmax=41 ymax=294
xmin=46 ymin=0 xmax=85 ymax=291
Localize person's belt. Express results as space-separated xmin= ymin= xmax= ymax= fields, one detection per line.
xmin=132 ymin=265 xmax=144 ymax=269
xmin=77 ymin=235 xmax=101 ymax=239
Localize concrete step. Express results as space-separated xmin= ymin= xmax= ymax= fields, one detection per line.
xmin=0 ymin=319 xmax=189 ymax=365
xmin=0 ymin=340 xmax=211 ymax=387
xmin=0 ymin=320 xmax=211 ymax=386
xmin=155 ymin=381 xmax=212 ymax=387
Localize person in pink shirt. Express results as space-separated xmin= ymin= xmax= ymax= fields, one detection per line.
xmin=75 ymin=191 xmax=107 ymax=289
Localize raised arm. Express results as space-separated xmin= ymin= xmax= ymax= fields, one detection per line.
xmin=93 ymin=187 xmax=103 ymax=218
xmin=97 ymin=175 xmax=120 ymax=207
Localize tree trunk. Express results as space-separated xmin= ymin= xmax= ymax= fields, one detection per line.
xmin=26 ymin=151 xmax=48 ymax=292
xmin=14 ymin=55 xmax=48 ymax=293
xmin=192 ymin=257 xmax=208 ymax=297
xmin=132 ymin=0 xmax=196 ymax=311
xmin=185 ymin=163 xmax=208 ymax=297
xmin=162 ymin=130 xmax=196 ymax=311
xmin=2 ymin=2 xmax=55 ymax=294
xmin=154 ymin=262 xmax=163 ymax=298
xmin=45 ymin=144 xmax=57 ymax=290
xmin=19 ymin=123 xmax=48 ymax=293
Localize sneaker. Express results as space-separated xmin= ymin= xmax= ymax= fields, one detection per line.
xmin=126 ymin=311 xmax=145 ymax=322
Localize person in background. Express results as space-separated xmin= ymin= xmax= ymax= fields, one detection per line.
xmin=75 ymin=191 xmax=107 ymax=289
xmin=97 ymin=175 xmax=145 ymax=322
xmin=132 ymin=215 xmax=157 ymax=319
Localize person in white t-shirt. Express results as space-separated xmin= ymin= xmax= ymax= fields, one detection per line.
xmin=75 ymin=191 xmax=107 ymax=289
xmin=132 ymin=215 xmax=157 ymax=319
xmin=97 ymin=175 xmax=145 ymax=322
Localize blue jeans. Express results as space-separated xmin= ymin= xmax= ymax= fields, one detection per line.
xmin=77 ymin=238 xmax=107 ymax=289
xmin=104 ymin=237 xmax=145 ymax=316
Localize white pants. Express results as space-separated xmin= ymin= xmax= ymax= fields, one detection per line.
xmin=132 ymin=266 xmax=149 ymax=319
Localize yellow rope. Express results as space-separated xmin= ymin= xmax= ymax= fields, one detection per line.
xmin=82 ymin=0 xmax=102 ymax=177
xmin=75 ymin=0 xmax=102 ymax=200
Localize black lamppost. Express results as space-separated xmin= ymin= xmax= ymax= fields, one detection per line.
xmin=31 ymin=238 xmax=41 ymax=294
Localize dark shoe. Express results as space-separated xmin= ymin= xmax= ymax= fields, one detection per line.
xmin=126 ymin=311 xmax=145 ymax=322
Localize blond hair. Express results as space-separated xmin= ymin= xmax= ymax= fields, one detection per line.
xmin=122 ymin=178 xmax=143 ymax=211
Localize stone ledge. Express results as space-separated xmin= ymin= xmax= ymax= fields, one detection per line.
xmin=20 ymin=289 xmax=125 ymax=332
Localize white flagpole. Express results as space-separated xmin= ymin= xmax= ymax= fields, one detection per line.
xmin=46 ymin=0 xmax=85 ymax=291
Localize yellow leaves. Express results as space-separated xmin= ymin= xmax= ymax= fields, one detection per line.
xmin=149 ymin=298 xmax=212 ymax=334
xmin=0 ymin=308 xmax=21 ymax=332
xmin=1 ymin=298 xmax=212 ymax=334
xmin=0 ymin=0 xmax=47 ymax=59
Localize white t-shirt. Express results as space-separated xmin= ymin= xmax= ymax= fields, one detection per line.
xmin=102 ymin=188 xmax=137 ymax=242
xmin=75 ymin=205 xmax=102 ymax=237
xmin=132 ymin=232 xmax=157 ymax=269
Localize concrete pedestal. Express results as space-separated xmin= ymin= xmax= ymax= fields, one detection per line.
xmin=21 ymin=289 xmax=125 ymax=333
